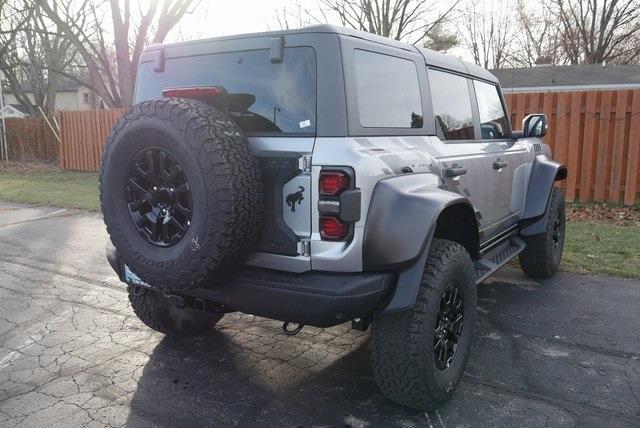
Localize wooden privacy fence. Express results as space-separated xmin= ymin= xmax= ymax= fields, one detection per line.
xmin=56 ymin=91 xmax=640 ymax=204
xmin=4 ymin=116 xmax=59 ymax=161
xmin=59 ymin=108 xmax=127 ymax=171
xmin=504 ymin=90 xmax=640 ymax=205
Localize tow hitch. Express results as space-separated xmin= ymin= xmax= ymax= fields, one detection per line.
xmin=282 ymin=322 xmax=304 ymax=336
xmin=164 ymin=291 xmax=218 ymax=314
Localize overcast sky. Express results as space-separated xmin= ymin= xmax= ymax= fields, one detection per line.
xmin=169 ymin=0 xmax=472 ymax=62
xmin=171 ymin=0 xmax=325 ymax=40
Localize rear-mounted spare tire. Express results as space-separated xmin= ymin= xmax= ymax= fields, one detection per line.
xmin=100 ymin=98 xmax=263 ymax=292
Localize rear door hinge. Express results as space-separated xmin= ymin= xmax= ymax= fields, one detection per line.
xmin=300 ymin=155 xmax=312 ymax=173
xmin=299 ymin=239 xmax=311 ymax=257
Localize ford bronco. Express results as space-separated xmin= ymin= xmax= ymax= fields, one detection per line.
xmin=101 ymin=25 xmax=567 ymax=410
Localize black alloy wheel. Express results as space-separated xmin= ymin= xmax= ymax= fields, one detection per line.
xmin=433 ymin=283 xmax=464 ymax=370
xmin=126 ymin=147 xmax=192 ymax=247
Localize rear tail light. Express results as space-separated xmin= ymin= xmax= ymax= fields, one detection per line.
xmin=320 ymin=216 xmax=348 ymax=240
xmin=319 ymin=171 xmax=350 ymax=196
xmin=318 ymin=168 xmax=356 ymax=241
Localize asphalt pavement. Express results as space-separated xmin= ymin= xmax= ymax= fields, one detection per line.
xmin=0 ymin=201 xmax=639 ymax=427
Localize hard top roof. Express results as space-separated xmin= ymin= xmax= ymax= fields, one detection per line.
xmin=145 ymin=24 xmax=497 ymax=84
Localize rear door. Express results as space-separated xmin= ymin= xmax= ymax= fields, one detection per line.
xmin=135 ymin=36 xmax=319 ymax=272
xmin=472 ymin=80 xmax=528 ymax=234
xmin=426 ymin=69 xmax=493 ymax=232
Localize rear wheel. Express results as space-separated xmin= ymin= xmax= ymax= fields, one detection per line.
xmin=370 ymin=239 xmax=477 ymax=410
xmin=519 ymin=187 xmax=565 ymax=278
xmin=128 ymin=285 xmax=224 ymax=336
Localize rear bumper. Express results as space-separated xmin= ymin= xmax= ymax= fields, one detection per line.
xmin=191 ymin=268 xmax=394 ymax=327
xmin=107 ymin=243 xmax=394 ymax=327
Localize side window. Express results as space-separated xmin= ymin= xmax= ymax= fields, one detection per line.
xmin=427 ymin=69 xmax=474 ymax=140
xmin=353 ymin=49 xmax=423 ymax=128
xmin=474 ymin=80 xmax=509 ymax=139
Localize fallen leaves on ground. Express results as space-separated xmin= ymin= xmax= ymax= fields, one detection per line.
xmin=0 ymin=160 xmax=59 ymax=174
xmin=567 ymin=202 xmax=640 ymax=227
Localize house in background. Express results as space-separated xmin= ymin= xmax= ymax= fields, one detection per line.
xmin=3 ymin=77 xmax=98 ymax=113
xmin=491 ymin=64 xmax=640 ymax=93
xmin=0 ymin=104 xmax=27 ymax=119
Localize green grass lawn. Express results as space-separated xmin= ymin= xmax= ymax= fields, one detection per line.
xmin=562 ymin=222 xmax=640 ymax=279
xmin=0 ymin=167 xmax=99 ymax=211
xmin=0 ymin=162 xmax=638 ymax=278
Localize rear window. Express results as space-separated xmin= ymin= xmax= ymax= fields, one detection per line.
xmin=353 ymin=49 xmax=423 ymax=128
xmin=135 ymin=47 xmax=316 ymax=134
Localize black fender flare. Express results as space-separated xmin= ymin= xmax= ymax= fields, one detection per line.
xmin=362 ymin=174 xmax=477 ymax=314
xmin=520 ymin=155 xmax=567 ymax=236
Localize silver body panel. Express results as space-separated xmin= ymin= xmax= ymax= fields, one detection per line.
xmin=309 ymin=136 xmax=536 ymax=272
xmin=136 ymin=27 xmax=544 ymax=275
xmin=282 ymin=175 xmax=311 ymax=236
xmin=243 ymin=134 xmax=540 ymax=273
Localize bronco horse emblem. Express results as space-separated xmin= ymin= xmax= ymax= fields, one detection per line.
xmin=286 ymin=186 xmax=305 ymax=212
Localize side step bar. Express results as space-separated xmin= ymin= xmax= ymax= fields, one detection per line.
xmin=474 ymin=236 xmax=525 ymax=284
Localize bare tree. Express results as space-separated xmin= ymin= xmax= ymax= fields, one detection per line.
xmin=0 ymin=0 xmax=76 ymax=116
xmin=423 ymin=21 xmax=458 ymax=52
xmin=514 ymin=0 xmax=562 ymax=66
xmin=0 ymin=0 xmax=33 ymax=57
xmin=39 ymin=0 xmax=199 ymax=108
xmin=552 ymin=0 xmax=640 ymax=64
xmin=274 ymin=2 xmax=324 ymax=30
xmin=460 ymin=0 xmax=515 ymax=69
xmin=321 ymin=0 xmax=459 ymax=44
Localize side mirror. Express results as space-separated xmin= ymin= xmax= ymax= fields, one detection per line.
xmin=521 ymin=113 xmax=548 ymax=138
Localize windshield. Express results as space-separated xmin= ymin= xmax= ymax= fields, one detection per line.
xmin=135 ymin=47 xmax=317 ymax=135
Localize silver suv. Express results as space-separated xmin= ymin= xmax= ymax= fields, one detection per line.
xmin=101 ymin=25 xmax=567 ymax=410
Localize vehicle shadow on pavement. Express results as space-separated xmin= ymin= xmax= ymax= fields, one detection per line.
xmin=124 ymin=321 xmax=427 ymax=427
xmin=123 ymin=273 xmax=640 ymax=426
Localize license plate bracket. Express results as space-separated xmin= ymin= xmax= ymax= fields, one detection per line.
xmin=124 ymin=265 xmax=153 ymax=289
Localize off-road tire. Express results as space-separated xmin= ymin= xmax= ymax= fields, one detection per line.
xmin=519 ymin=187 xmax=565 ymax=278
xmin=100 ymin=98 xmax=262 ymax=292
xmin=370 ymin=239 xmax=477 ymax=410
xmin=128 ymin=286 xmax=224 ymax=336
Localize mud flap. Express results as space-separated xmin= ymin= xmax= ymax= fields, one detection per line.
xmin=520 ymin=155 xmax=567 ymax=236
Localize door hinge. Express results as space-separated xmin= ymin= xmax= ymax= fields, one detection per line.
xmin=300 ymin=155 xmax=312 ymax=173
xmin=299 ymin=239 xmax=311 ymax=257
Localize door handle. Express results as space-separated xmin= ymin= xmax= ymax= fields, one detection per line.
xmin=493 ymin=160 xmax=508 ymax=170
xmin=444 ymin=166 xmax=467 ymax=177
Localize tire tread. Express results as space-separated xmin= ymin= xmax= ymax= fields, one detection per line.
xmin=128 ymin=286 xmax=223 ymax=336
xmin=370 ymin=239 xmax=476 ymax=410
xmin=519 ymin=187 xmax=565 ymax=278
xmin=100 ymin=98 xmax=263 ymax=292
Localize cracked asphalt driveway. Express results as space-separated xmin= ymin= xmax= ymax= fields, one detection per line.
xmin=0 ymin=201 xmax=639 ymax=427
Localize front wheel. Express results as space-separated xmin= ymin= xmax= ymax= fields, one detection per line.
xmin=519 ymin=187 xmax=566 ymax=278
xmin=370 ymin=239 xmax=477 ymax=410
